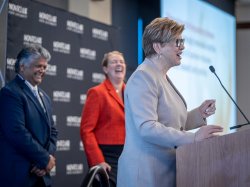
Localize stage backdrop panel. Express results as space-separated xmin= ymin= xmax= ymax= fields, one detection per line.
xmin=6 ymin=0 xmax=121 ymax=186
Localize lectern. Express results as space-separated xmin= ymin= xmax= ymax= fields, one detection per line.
xmin=176 ymin=129 xmax=250 ymax=187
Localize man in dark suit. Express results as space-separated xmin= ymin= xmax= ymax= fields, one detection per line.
xmin=0 ymin=45 xmax=58 ymax=187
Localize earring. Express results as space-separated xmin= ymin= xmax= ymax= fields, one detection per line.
xmin=158 ymin=53 xmax=162 ymax=59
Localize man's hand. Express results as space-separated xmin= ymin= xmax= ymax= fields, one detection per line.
xmin=30 ymin=166 xmax=46 ymax=177
xmin=46 ymin=155 xmax=56 ymax=172
xmin=30 ymin=155 xmax=56 ymax=176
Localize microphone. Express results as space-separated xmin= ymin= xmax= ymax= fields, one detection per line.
xmin=209 ymin=65 xmax=250 ymax=130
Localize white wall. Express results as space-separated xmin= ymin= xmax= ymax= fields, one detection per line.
xmin=68 ymin=0 xmax=111 ymax=25
xmin=35 ymin=0 xmax=111 ymax=25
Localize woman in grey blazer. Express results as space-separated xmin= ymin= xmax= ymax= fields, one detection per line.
xmin=117 ymin=17 xmax=223 ymax=187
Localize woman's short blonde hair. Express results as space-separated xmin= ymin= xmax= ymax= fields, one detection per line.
xmin=142 ymin=17 xmax=184 ymax=57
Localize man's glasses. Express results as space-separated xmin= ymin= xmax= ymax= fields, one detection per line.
xmin=176 ymin=39 xmax=185 ymax=48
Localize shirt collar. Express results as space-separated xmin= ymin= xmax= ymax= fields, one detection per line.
xmin=18 ymin=74 xmax=38 ymax=91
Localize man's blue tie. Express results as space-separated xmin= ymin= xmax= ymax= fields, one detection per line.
xmin=33 ymin=88 xmax=46 ymax=112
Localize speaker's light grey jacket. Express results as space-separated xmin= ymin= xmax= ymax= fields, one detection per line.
xmin=117 ymin=58 xmax=205 ymax=187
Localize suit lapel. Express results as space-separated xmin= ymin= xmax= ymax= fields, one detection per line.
xmin=104 ymin=79 xmax=124 ymax=108
xmin=145 ymin=59 xmax=187 ymax=109
xmin=16 ymin=76 xmax=49 ymax=123
xmin=166 ymin=75 xmax=187 ymax=108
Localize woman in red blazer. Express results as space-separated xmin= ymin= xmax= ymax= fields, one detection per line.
xmin=80 ymin=51 xmax=126 ymax=187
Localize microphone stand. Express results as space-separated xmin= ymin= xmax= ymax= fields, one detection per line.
xmin=230 ymin=122 xmax=250 ymax=130
xmin=209 ymin=66 xmax=250 ymax=130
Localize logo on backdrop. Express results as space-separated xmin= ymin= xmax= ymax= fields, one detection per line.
xmin=66 ymin=116 xmax=81 ymax=127
xmin=39 ymin=12 xmax=57 ymax=26
xmin=53 ymin=41 xmax=71 ymax=54
xmin=66 ymin=68 xmax=84 ymax=81
xmin=8 ymin=3 xmax=28 ymax=18
xmin=79 ymin=141 xmax=84 ymax=151
xmin=52 ymin=115 xmax=57 ymax=126
xmin=46 ymin=64 xmax=57 ymax=76
xmin=6 ymin=58 xmax=16 ymax=71
xmin=50 ymin=166 xmax=56 ymax=176
xmin=57 ymin=140 xmax=71 ymax=151
xmin=80 ymin=48 xmax=96 ymax=60
xmin=92 ymin=72 xmax=105 ymax=83
xmin=66 ymin=164 xmax=83 ymax=175
xmin=92 ymin=28 xmax=108 ymax=41
xmin=23 ymin=34 xmax=42 ymax=45
xmin=53 ymin=91 xmax=71 ymax=102
xmin=66 ymin=20 xmax=84 ymax=34
xmin=80 ymin=94 xmax=87 ymax=105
